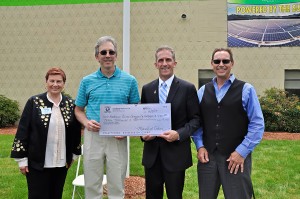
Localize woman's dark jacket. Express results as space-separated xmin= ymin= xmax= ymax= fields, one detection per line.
xmin=11 ymin=92 xmax=82 ymax=171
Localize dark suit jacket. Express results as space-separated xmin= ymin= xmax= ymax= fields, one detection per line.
xmin=11 ymin=92 xmax=82 ymax=171
xmin=141 ymin=76 xmax=201 ymax=172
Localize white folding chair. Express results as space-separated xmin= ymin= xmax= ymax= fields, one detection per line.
xmin=71 ymin=145 xmax=107 ymax=199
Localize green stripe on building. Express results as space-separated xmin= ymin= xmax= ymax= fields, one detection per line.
xmin=0 ymin=0 xmax=185 ymax=7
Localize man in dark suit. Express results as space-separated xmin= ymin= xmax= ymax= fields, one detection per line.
xmin=141 ymin=45 xmax=201 ymax=199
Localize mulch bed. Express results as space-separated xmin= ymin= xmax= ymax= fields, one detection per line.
xmin=103 ymin=176 xmax=145 ymax=199
xmin=263 ymin=132 xmax=300 ymax=140
xmin=0 ymin=127 xmax=18 ymax=135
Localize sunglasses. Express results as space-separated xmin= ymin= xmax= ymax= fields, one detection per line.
xmin=212 ymin=59 xmax=231 ymax=65
xmin=99 ymin=50 xmax=116 ymax=56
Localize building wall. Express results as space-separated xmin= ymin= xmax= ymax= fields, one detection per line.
xmin=0 ymin=0 xmax=300 ymax=109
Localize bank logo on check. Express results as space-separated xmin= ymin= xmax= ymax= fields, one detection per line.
xmin=104 ymin=106 xmax=111 ymax=113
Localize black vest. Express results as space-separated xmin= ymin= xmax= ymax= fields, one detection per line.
xmin=200 ymin=79 xmax=249 ymax=156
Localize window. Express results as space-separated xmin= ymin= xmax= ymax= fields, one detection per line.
xmin=198 ymin=69 xmax=214 ymax=89
xmin=285 ymin=69 xmax=300 ymax=97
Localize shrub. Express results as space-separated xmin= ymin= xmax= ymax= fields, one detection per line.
xmin=0 ymin=95 xmax=20 ymax=128
xmin=259 ymin=88 xmax=300 ymax=133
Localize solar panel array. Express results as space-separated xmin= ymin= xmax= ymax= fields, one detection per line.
xmin=228 ymin=19 xmax=300 ymax=47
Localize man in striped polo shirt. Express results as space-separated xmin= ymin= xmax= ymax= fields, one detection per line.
xmin=75 ymin=36 xmax=140 ymax=199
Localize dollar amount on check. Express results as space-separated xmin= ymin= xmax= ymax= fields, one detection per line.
xmin=99 ymin=103 xmax=171 ymax=136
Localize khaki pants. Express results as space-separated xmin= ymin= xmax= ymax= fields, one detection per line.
xmin=83 ymin=129 xmax=127 ymax=199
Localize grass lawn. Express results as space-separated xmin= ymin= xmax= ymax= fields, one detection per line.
xmin=1 ymin=135 xmax=299 ymax=199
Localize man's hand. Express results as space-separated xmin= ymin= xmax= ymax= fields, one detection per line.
xmin=85 ymin=120 xmax=101 ymax=132
xmin=142 ymin=134 xmax=156 ymax=141
xmin=158 ymin=130 xmax=179 ymax=142
xmin=115 ymin=136 xmax=126 ymax=140
xmin=197 ymin=147 xmax=209 ymax=163
xmin=227 ymin=151 xmax=245 ymax=174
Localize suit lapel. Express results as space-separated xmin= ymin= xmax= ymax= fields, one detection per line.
xmin=151 ymin=79 xmax=160 ymax=103
xmin=167 ymin=76 xmax=180 ymax=103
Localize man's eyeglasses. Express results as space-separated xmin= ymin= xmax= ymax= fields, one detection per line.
xmin=99 ymin=50 xmax=116 ymax=56
xmin=212 ymin=59 xmax=231 ymax=65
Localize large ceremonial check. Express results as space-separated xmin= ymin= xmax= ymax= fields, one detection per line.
xmin=99 ymin=103 xmax=171 ymax=136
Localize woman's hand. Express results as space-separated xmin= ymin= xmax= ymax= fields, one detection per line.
xmin=19 ymin=166 xmax=29 ymax=175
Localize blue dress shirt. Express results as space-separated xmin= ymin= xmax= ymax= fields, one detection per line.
xmin=192 ymin=74 xmax=265 ymax=158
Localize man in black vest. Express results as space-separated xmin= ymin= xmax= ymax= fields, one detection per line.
xmin=193 ymin=48 xmax=264 ymax=199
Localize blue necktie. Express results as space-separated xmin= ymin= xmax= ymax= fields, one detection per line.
xmin=159 ymin=82 xmax=168 ymax=104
